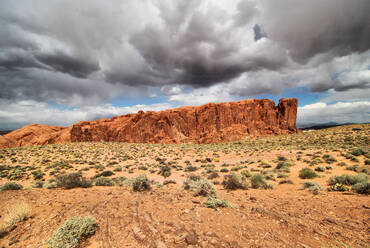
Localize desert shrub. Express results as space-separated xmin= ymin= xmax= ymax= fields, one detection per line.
xmin=351 ymin=148 xmax=365 ymax=156
xmin=207 ymin=172 xmax=219 ymax=180
xmin=4 ymin=201 xmax=30 ymax=227
xmin=159 ymin=166 xmax=171 ymax=178
xmin=276 ymin=159 xmax=295 ymax=170
xmin=204 ymin=197 xmax=229 ymax=210
xmin=33 ymin=180 xmax=44 ymax=188
xmin=277 ymin=173 xmax=289 ymax=178
xmin=260 ymin=160 xmax=271 ymax=168
xmin=301 ymin=181 xmax=322 ymax=195
xmin=279 ymin=179 xmax=293 ymax=184
xmin=240 ymin=170 xmax=251 ymax=178
xmin=0 ymin=182 xmax=22 ymax=191
xmin=163 ymin=179 xmax=177 ymax=185
xmin=327 ymin=173 xmax=367 ymax=186
xmin=185 ymin=166 xmax=198 ymax=172
xmin=222 ymin=172 xmax=249 ymax=190
xmin=251 ymin=174 xmax=273 ymax=189
xmin=31 ymin=169 xmax=44 ymax=180
xmin=328 ymin=183 xmax=349 ymax=192
xmin=96 ymin=170 xmax=115 ymax=177
xmin=337 ymin=162 xmax=347 ymax=167
xmin=113 ymin=166 xmax=122 ymax=172
xmin=112 ymin=176 xmax=127 ymax=186
xmin=315 ymin=166 xmax=325 ymax=172
xmin=352 ymin=182 xmax=370 ymax=194
xmin=94 ymin=177 xmax=114 ymax=186
xmin=322 ymin=154 xmax=337 ymax=164
xmin=299 ymin=168 xmax=318 ymax=179
xmin=365 ymin=159 xmax=370 ymax=165
xmin=220 ymin=168 xmax=229 ymax=173
xmin=55 ymin=173 xmax=92 ymax=189
xmin=48 ymin=216 xmax=97 ymax=248
xmin=183 ymin=175 xmax=216 ymax=197
xmin=132 ymin=175 xmax=151 ymax=192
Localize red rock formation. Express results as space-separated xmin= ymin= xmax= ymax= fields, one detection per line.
xmin=0 ymin=98 xmax=299 ymax=148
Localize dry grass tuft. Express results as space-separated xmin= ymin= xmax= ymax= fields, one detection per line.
xmin=4 ymin=201 xmax=31 ymax=227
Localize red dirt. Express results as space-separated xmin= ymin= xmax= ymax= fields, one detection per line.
xmin=0 ymin=186 xmax=369 ymax=248
xmin=0 ymin=98 xmax=299 ymax=148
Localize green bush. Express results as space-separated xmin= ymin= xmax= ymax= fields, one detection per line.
xmin=240 ymin=170 xmax=251 ymax=178
xmin=299 ymin=168 xmax=318 ymax=179
xmin=222 ymin=172 xmax=248 ymax=190
xmin=352 ymin=182 xmax=370 ymax=194
xmin=322 ymin=154 xmax=337 ymax=164
xmin=96 ymin=170 xmax=115 ymax=177
xmin=33 ymin=180 xmax=44 ymax=188
xmin=329 ymin=183 xmax=349 ymax=192
xmin=0 ymin=182 xmax=23 ymax=191
xmin=132 ymin=175 xmax=151 ymax=192
xmin=159 ymin=166 xmax=171 ymax=178
xmin=113 ymin=166 xmax=122 ymax=172
xmin=48 ymin=216 xmax=97 ymax=248
xmin=351 ymin=148 xmax=365 ymax=156
xmin=315 ymin=166 xmax=325 ymax=172
xmin=94 ymin=177 xmax=114 ymax=186
xmin=183 ymin=175 xmax=217 ymax=197
xmin=31 ymin=170 xmax=44 ymax=180
xmin=204 ymin=197 xmax=229 ymax=210
xmin=301 ymin=181 xmax=322 ymax=195
xmin=55 ymin=173 xmax=92 ymax=189
xmin=251 ymin=174 xmax=273 ymax=189
xmin=327 ymin=173 xmax=367 ymax=186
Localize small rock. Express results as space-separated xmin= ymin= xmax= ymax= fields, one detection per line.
xmin=132 ymin=224 xmax=146 ymax=241
xmin=174 ymin=232 xmax=188 ymax=244
xmin=185 ymin=233 xmax=198 ymax=245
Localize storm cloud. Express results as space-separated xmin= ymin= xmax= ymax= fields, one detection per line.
xmin=0 ymin=0 xmax=369 ymax=127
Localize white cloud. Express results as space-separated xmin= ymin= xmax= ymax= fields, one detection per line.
xmin=298 ymin=101 xmax=370 ymax=127
xmin=0 ymin=100 xmax=172 ymax=129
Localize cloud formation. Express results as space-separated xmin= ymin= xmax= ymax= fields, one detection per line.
xmin=0 ymin=0 xmax=369 ymax=128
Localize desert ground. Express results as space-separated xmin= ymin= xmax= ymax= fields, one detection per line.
xmin=0 ymin=124 xmax=369 ymax=248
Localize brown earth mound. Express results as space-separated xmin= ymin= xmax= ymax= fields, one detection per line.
xmin=0 ymin=98 xmax=299 ymax=148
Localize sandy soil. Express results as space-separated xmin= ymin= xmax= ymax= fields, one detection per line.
xmin=0 ymin=124 xmax=369 ymax=247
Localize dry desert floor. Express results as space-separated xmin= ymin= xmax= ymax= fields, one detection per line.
xmin=0 ymin=124 xmax=369 ymax=248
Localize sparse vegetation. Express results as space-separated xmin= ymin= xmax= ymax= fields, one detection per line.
xmin=204 ymin=197 xmax=230 ymax=210
xmin=132 ymin=175 xmax=151 ymax=192
xmin=4 ymin=201 xmax=30 ymax=227
xmin=55 ymin=173 xmax=92 ymax=189
xmin=47 ymin=216 xmax=97 ymax=248
xmin=183 ymin=175 xmax=217 ymax=197
xmin=299 ymin=167 xmax=318 ymax=179
xmin=223 ymin=172 xmax=249 ymax=190
xmin=0 ymin=182 xmax=23 ymax=191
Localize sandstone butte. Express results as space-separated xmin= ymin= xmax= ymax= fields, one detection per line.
xmin=0 ymin=98 xmax=299 ymax=148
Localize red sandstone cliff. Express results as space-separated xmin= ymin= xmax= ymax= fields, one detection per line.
xmin=0 ymin=98 xmax=299 ymax=148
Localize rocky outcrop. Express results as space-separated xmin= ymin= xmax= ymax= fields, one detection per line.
xmin=0 ymin=98 xmax=299 ymax=148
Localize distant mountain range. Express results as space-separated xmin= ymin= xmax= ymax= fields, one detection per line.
xmin=298 ymin=122 xmax=367 ymax=130
xmin=0 ymin=130 xmax=12 ymax=136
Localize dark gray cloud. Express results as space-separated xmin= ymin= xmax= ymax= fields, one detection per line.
xmin=0 ymin=0 xmax=369 ymax=107
xmin=35 ymin=51 xmax=100 ymax=78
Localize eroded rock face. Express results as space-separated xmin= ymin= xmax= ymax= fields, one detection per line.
xmin=0 ymin=98 xmax=299 ymax=148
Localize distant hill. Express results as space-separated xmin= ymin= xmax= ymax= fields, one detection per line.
xmin=0 ymin=130 xmax=12 ymax=136
xmin=299 ymin=122 xmax=367 ymax=130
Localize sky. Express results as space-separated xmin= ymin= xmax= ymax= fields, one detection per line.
xmin=0 ymin=0 xmax=369 ymax=130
